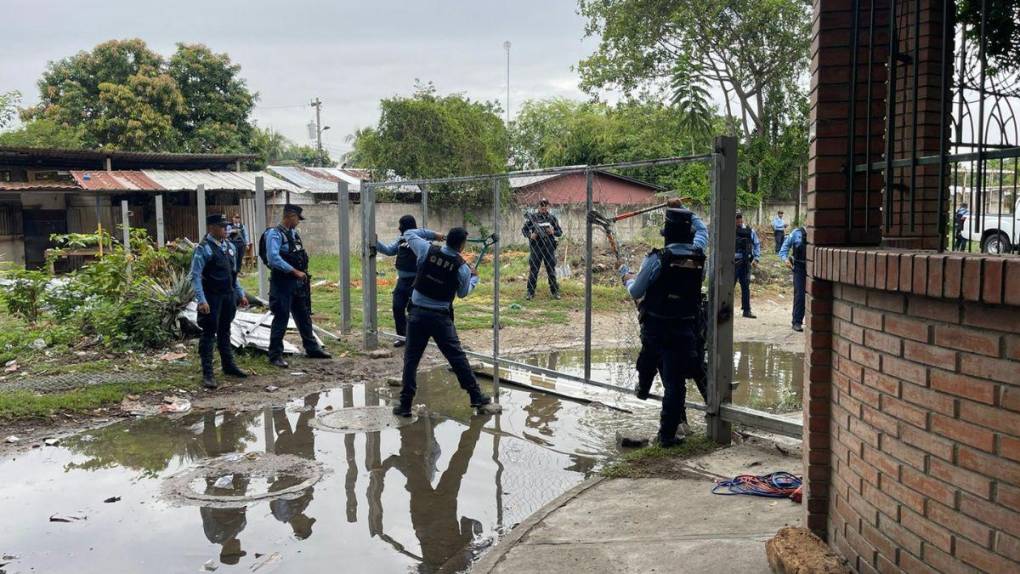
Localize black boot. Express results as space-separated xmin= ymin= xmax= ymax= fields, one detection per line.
xmin=392 ymin=399 xmax=413 ymax=417
xmin=269 ymin=356 xmax=289 ymax=369
xmin=199 ymin=337 xmax=217 ymax=389
xmin=220 ymin=347 xmax=248 ymax=378
xmin=634 ymin=380 xmax=652 ymax=401
xmin=469 ymin=392 xmax=492 ymax=409
xmin=306 ymin=347 xmax=332 ymax=359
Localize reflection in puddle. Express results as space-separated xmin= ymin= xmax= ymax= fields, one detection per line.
xmin=522 ymin=341 xmax=803 ymax=413
xmin=0 ymin=342 xmax=800 ymax=573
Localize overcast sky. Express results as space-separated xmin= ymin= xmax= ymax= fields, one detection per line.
xmin=0 ymin=0 xmax=599 ymax=158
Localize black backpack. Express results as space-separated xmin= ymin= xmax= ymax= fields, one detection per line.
xmin=258 ymin=228 xmax=272 ymax=267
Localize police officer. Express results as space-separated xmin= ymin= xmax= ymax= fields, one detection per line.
xmin=954 ymin=203 xmax=969 ymax=251
xmin=227 ymin=212 xmax=251 ymax=273
xmin=377 ymin=215 xmax=444 ymax=348
xmin=779 ymin=225 xmax=807 ymax=332
xmin=392 ymin=226 xmax=492 ymax=417
xmin=262 ymin=204 xmax=331 ymax=368
xmin=771 ymin=211 xmax=786 ymax=253
xmin=191 ymin=213 xmax=249 ymax=389
xmin=522 ymin=198 xmax=563 ymax=300
xmin=621 ymin=207 xmax=708 ymax=446
xmin=735 ymin=212 xmax=761 ymax=319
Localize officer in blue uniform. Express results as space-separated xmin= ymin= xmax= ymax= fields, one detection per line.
xmin=621 ymin=208 xmax=709 ymax=446
xmin=191 ymin=213 xmax=249 ymax=389
xmin=377 ymin=215 xmax=444 ymax=348
xmin=392 ymin=227 xmax=492 ymax=417
xmin=779 ymin=226 xmax=808 ymax=332
xmin=735 ymin=212 xmax=761 ymax=319
xmin=771 ymin=211 xmax=786 ymax=254
xmin=262 ymin=205 xmax=331 ymax=368
xmin=227 ymin=213 xmax=251 ymax=273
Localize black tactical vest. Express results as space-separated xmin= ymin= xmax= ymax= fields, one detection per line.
xmin=413 ymin=245 xmax=465 ymax=303
xmin=792 ymin=227 xmax=807 ymax=267
xmin=395 ymin=238 xmax=419 ymax=273
xmin=736 ymin=226 xmax=753 ymax=258
xmin=274 ymin=226 xmax=308 ymax=280
xmin=200 ymin=239 xmax=236 ymax=296
xmin=639 ymin=249 xmax=705 ymax=320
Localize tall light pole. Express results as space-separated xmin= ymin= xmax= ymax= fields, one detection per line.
xmin=504 ymin=40 xmax=511 ymax=166
xmin=311 ymin=97 xmax=330 ymax=167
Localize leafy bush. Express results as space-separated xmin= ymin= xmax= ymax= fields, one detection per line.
xmin=1 ymin=269 xmax=49 ymax=322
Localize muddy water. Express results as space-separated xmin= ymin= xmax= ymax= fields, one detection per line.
xmin=0 ymin=372 xmax=657 ymax=574
xmin=522 ymin=341 xmax=804 ymax=413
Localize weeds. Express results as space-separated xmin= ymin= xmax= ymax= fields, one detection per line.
xmin=600 ymin=434 xmax=717 ymax=479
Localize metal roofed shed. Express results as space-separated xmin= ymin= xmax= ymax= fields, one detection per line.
xmin=0 ymin=145 xmax=255 ymax=170
xmin=267 ymin=166 xmax=340 ymax=194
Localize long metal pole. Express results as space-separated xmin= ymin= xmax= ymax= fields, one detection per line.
xmin=707 ymin=137 xmax=737 ymax=445
xmin=254 ymin=177 xmax=268 ymax=300
xmin=492 ymin=178 xmax=502 ymax=402
xmin=338 ymin=180 xmax=352 ymax=334
xmin=361 ymin=183 xmax=378 ymax=349
xmin=120 ymin=199 xmax=131 ymax=250
xmin=155 ymin=194 xmax=165 ymax=248
xmin=420 ymin=184 xmax=428 ymax=230
xmin=884 ymin=0 xmax=899 ymax=229
xmin=583 ymin=169 xmax=594 ymax=384
xmin=196 ymin=184 xmax=207 ymax=241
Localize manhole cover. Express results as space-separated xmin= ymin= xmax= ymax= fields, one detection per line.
xmin=310 ymin=405 xmax=417 ymax=433
xmin=162 ymin=453 xmax=324 ymax=508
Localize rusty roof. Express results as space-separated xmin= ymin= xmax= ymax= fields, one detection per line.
xmin=71 ymin=170 xmax=162 ymax=191
xmin=0 ymin=181 xmax=80 ymax=191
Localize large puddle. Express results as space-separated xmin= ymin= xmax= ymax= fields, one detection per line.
xmin=0 ymin=342 xmax=799 ymax=573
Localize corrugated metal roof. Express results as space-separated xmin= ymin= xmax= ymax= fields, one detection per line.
xmin=268 ymin=166 xmax=340 ymax=193
xmin=142 ymin=170 xmax=302 ymax=193
xmin=303 ymin=167 xmax=363 ymax=191
xmin=0 ymin=181 xmax=80 ymax=191
xmin=71 ymin=170 xmax=162 ymax=191
xmin=508 ymin=173 xmax=562 ymax=189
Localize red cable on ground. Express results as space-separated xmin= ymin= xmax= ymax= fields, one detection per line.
xmin=711 ymin=472 xmax=802 ymax=502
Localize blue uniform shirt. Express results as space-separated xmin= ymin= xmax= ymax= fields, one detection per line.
xmin=264 ymin=226 xmax=301 ymax=274
xmin=227 ymin=223 xmax=250 ymax=245
xmin=625 ymin=212 xmax=709 ymax=299
xmin=772 ymin=216 xmax=786 ymax=231
xmin=377 ymin=230 xmax=438 ymax=279
xmin=778 ymin=227 xmax=806 ymax=262
xmin=190 ymin=234 xmax=245 ymax=305
xmin=735 ymin=226 xmax=762 ymax=260
xmin=404 ymin=229 xmax=479 ymax=310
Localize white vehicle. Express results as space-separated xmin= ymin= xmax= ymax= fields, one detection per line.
xmin=968 ymin=199 xmax=1020 ymax=253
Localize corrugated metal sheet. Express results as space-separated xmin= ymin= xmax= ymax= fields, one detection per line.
xmin=0 ymin=181 xmax=80 ymax=191
xmin=71 ymin=170 xmax=163 ymax=191
xmin=303 ymin=167 xmax=362 ymax=191
xmin=268 ymin=166 xmax=338 ymax=193
xmin=141 ymin=170 xmax=303 ymax=193
xmin=508 ymin=173 xmax=561 ymax=189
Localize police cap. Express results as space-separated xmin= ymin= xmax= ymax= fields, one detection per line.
xmin=283 ymin=204 xmax=305 ymax=220
xmin=206 ymin=213 xmax=229 ymax=227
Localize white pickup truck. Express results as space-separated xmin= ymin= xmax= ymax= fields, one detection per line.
xmin=967 ymin=199 xmax=1020 ymax=253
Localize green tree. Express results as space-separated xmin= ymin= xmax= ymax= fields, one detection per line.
xmin=0 ymin=90 xmax=21 ymax=130
xmin=349 ymin=82 xmax=507 ymax=181
xmin=0 ymin=118 xmax=86 ymax=148
xmin=250 ymin=127 xmax=334 ymax=168
xmin=20 ymin=39 xmax=257 ymax=153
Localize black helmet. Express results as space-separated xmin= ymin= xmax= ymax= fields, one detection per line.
xmin=662 ymin=208 xmax=695 ymax=245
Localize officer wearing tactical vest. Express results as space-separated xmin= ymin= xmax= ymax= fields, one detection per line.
xmin=621 ymin=207 xmax=709 ymax=447
xmin=377 ymin=215 xmax=445 ymax=348
xmin=734 ymin=212 xmax=761 ymax=319
xmin=261 ymin=204 xmax=331 ymax=368
xmin=522 ymin=198 xmax=563 ymax=300
xmin=779 ymin=226 xmax=808 ymax=332
xmin=191 ymin=213 xmax=250 ymax=389
xmin=227 ymin=213 xmax=251 ymax=273
xmin=392 ymin=226 xmax=492 ymax=417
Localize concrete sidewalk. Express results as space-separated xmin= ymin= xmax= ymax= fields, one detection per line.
xmin=472 ymin=444 xmax=803 ymax=574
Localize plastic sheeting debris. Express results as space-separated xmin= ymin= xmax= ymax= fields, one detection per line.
xmin=179 ymin=303 xmax=322 ymax=354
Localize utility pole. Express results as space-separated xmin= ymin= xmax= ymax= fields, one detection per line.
xmin=311 ymin=97 xmax=324 ymax=167
xmin=504 ymin=41 xmax=511 ymax=166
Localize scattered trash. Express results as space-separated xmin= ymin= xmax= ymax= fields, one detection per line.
xmin=103 ymin=496 xmax=121 ymax=504
xmin=367 ymin=349 xmax=393 ymax=359
xmin=617 ymin=435 xmax=650 ymax=448
xmin=29 ymin=338 xmax=47 ymax=350
xmin=160 ymin=397 xmax=192 ymax=414
xmin=3 ymin=360 xmax=18 ymax=373
xmin=290 ymin=372 xmax=305 ymax=377
xmin=43 ymin=438 xmax=60 ymax=447
xmin=159 ymin=351 xmax=188 ymax=362
xmin=265 ymin=385 xmax=279 ymax=393
xmin=213 ymin=474 xmax=235 ymax=489
xmin=49 ymin=512 xmax=87 ymax=522
xmin=250 ymin=552 xmax=281 ymax=571
xmin=4 ymin=436 xmax=19 ymax=444
xmin=508 ymin=303 xmax=523 ymax=311
xmin=323 ymin=405 xmax=334 ymax=411
xmin=201 ymin=559 xmax=219 ymax=571
xmin=712 ymin=472 xmax=802 ymax=501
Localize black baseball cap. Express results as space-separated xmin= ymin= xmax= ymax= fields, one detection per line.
xmin=538 ymin=198 xmax=550 ymax=206
xmin=206 ymin=213 xmax=229 ymax=227
xmin=283 ymin=204 xmax=305 ymax=220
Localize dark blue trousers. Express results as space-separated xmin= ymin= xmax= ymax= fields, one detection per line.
xmin=399 ymin=306 xmax=483 ymax=406
xmin=198 ymin=291 xmax=237 ymax=376
xmin=735 ymin=259 xmax=752 ymax=313
xmin=638 ymin=317 xmax=698 ymax=440
xmin=269 ymin=280 xmax=319 ymax=360
xmin=792 ymin=263 xmax=806 ymax=327
xmin=773 ymin=230 xmax=784 ymax=253
xmin=392 ymin=276 xmax=415 ymax=337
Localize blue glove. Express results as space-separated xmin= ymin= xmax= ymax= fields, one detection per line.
xmin=618 ymin=264 xmax=630 ymax=277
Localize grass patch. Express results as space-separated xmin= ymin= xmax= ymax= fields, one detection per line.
xmin=601 ymin=433 xmax=718 ymax=479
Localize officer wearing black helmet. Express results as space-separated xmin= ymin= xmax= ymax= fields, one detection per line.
xmin=377 ymin=215 xmax=445 ymax=348
xmin=620 ymin=205 xmax=708 ymax=446
xmin=191 ymin=213 xmax=250 ymax=389
xmin=392 ymin=226 xmax=492 ymax=417
xmin=261 ymin=204 xmax=331 ymax=368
